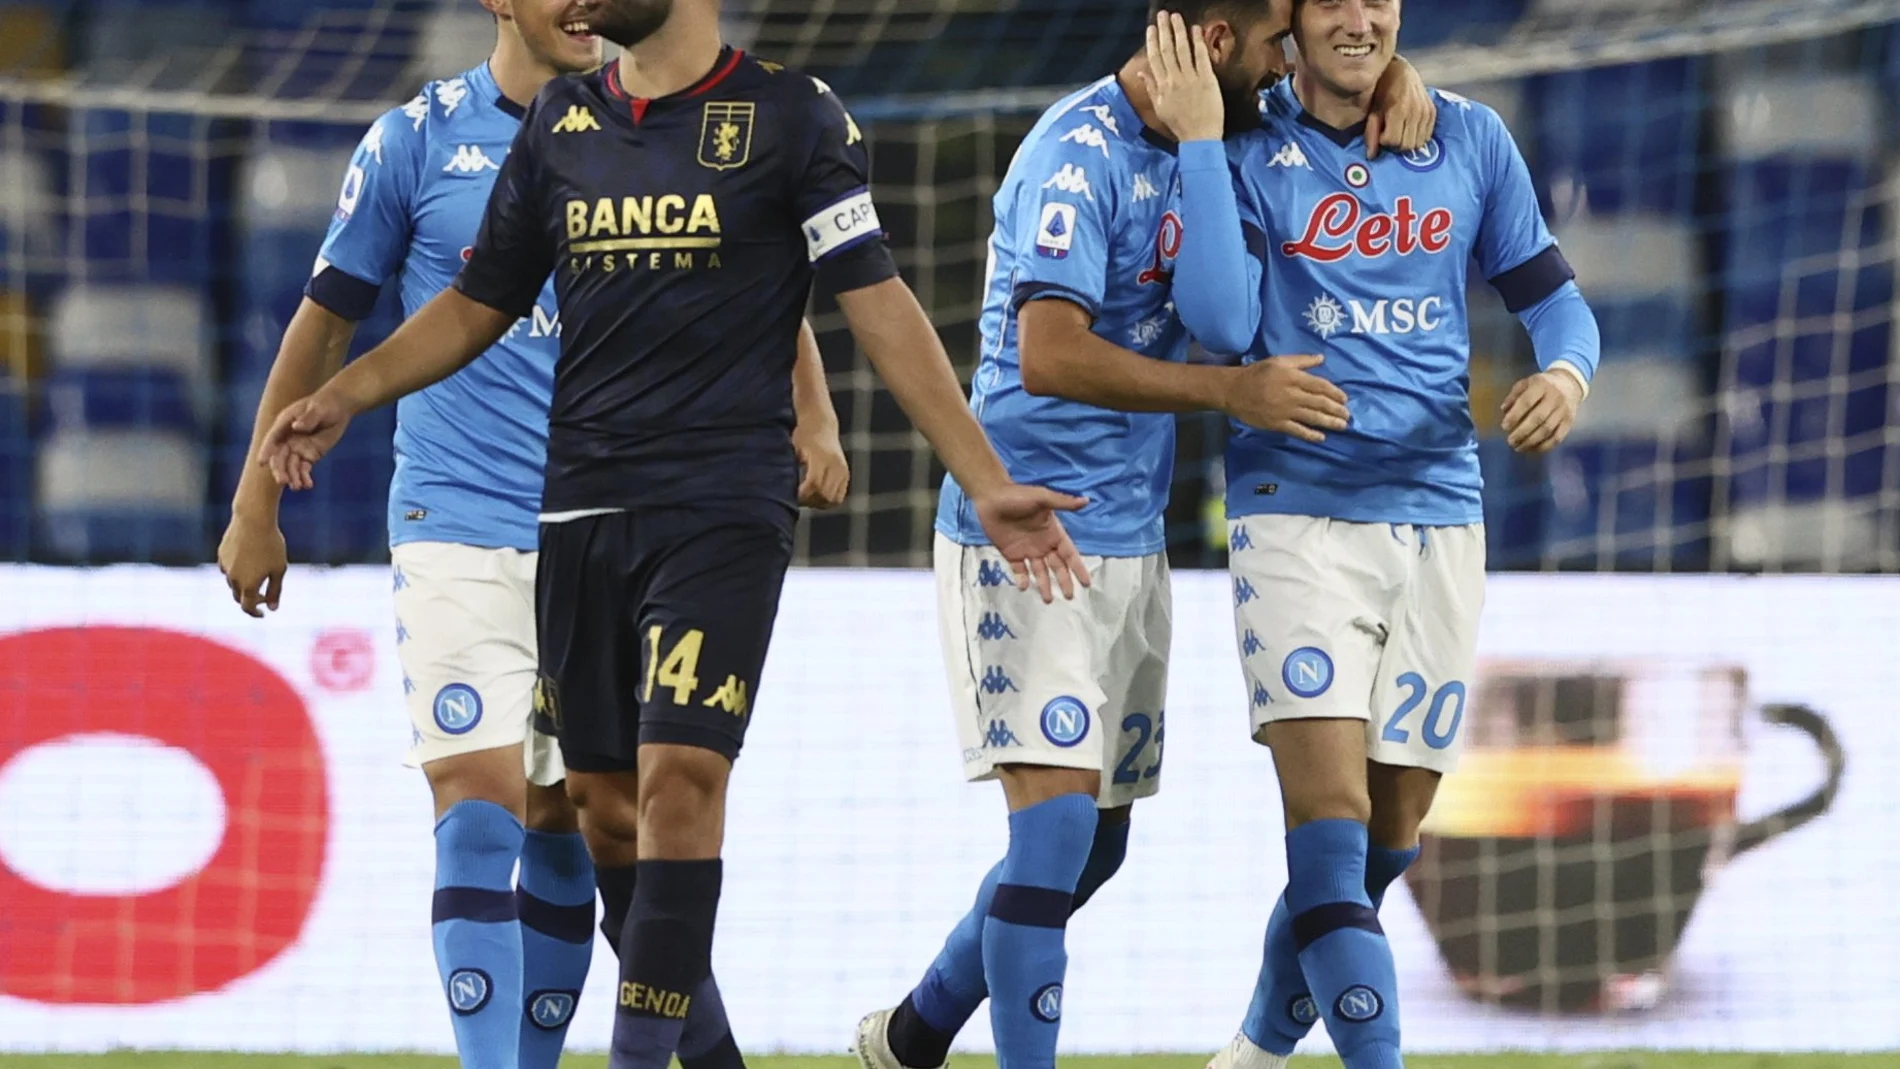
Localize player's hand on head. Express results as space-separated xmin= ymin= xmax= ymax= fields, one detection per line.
xmin=1141 ymin=11 xmax=1225 ymax=143
xmin=1366 ymin=56 xmax=1436 ymax=159
xmin=972 ymin=484 xmax=1092 ymax=604
xmin=1500 ymin=368 xmax=1585 ymax=455
xmin=1226 ymin=354 xmax=1351 ymax=444
xmin=217 ymin=514 xmax=288 ymax=618
xmin=793 ymin=421 xmax=851 ymax=510
xmin=258 ymin=391 xmax=353 ymax=492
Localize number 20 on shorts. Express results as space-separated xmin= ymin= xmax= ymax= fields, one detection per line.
xmin=1381 ymin=672 xmax=1465 ymax=750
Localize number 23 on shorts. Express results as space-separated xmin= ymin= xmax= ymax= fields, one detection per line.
xmin=643 ymin=625 xmax=751 ymax=719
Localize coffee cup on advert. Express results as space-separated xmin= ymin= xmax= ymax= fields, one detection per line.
xmin=1403 ymin=658 xmax=1845 ymax=1015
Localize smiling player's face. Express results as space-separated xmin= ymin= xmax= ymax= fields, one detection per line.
xmin=1294 ymin=0 xmax=1401 ymax=101
xmin=509 ymin=0 xmax=606 ymax=74
xmin=573 ymin=0 xmax=676 ymax=47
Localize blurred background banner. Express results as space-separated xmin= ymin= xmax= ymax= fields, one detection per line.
xmin=0 ymin=566 xmax=1894 ymax=1056
xmin=0 ymin=0 xmax=1895 ymax=571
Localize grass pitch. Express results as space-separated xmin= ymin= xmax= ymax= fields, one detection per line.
xmin=0 ymin=1055 xmax=1891 ymax=1069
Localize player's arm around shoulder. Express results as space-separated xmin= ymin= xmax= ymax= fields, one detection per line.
xmin=1461 ymin=92 xmax=1603 ymax=455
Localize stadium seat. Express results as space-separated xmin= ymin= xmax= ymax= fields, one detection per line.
xmin=44 ymin=367 xmax=197 ymax=432
xmin=1553 ymin=213 xmax=1700 ymax=364
xmin=1528 ymin=58 xmax=1703 ymax=216
xmin=0 ymin=146 xmax=56 ymax=287
xmin=68 ymin=108 xmax=229 ymax=284
xmin=1715 ymin=76 xmax=1892 ymax=566
xmin=49 ymin=283 xmax=216 ymax=388
xmin=242 ymin=0 xmax=427 ymax=102
xmin=0 ymin=289 xmax=43 ymax=384
xmin=0 ymin=2 xmax=65 ymax=78
xmin=36 ymin=427 xmax=207 ymax=563
xmin=0 ymin=382 xmax=30 ymax=559
xmin=1541 ymin=435 xmax=1714 ymax=571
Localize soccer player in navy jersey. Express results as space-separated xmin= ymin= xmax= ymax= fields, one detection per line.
xmin=255 ymin=2 xmax=1090 ymax=1068
xmin=221 ymin=3 xmax=843 ymax=1067
xmin=1154 ymin=5 xmax=1602 ymax=1068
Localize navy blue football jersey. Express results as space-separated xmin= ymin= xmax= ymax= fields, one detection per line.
xmin=455 ymin=49 xmax=897 ymax=518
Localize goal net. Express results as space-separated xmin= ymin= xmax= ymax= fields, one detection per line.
xmin=0 ymin=0 xmax=1895 ymax=1058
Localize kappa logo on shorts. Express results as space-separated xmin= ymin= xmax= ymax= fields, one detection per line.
xmin=975 ymin=612 xmax=1016 ymax=641
xmin=1251 ymin=681 xmax=1273 ymax=708
xmin=1031 ymin=982 xmax=1063 ymax=1022
xmin=447 ymin=968 xmax=492 ymax=1015
xmin=980 ymin=667 xmax=1019 ymax=695
xmin=1233 ymin=577 xmax=1259 ymax=606
xmin=527 ymin=989 xmax=579 ymax=1030
xmin=1039 ymin=696 xmax=1090 ymax=748
xmin=1229 ymin=526 xmax=1254 ymax=553
xmin=983 ymin=718 xmax=1021 ymax=748
xmin=1335 ymin=985 xmax=1384 ymax=1022
xmin=434 ymin=683 xmax=484 ymax=735
xmin=1240 ymin=629 xmax=1265 ymax=658
xmin=1281 ymin=647 xmax=1334 ymax=699
xmin=532 ymin=674 xmax=562 ymax=730
xmin=975 ymin=560 xmax=1010 ymax=587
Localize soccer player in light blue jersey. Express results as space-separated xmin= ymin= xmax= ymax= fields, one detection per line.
xmin=1153 ymin=5 xmax=1602 ymax=1068
xmin=218 ymin=3 xmax=844 ymax=1067
xmin=853 ymin=6 xmax=1433 ymax=1069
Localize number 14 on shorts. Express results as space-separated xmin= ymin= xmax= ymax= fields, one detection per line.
xmin=644 ymin=625 xmax=750 ymax=718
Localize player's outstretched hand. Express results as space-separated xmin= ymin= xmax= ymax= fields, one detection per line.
xmin=1365 ymin=56 xmax=1436 ymax=158
xmin=1501 ymin=369 xmax=1585 ymax=454
xmin=258 ymin=389 xmax=354 ymax=491
xmin=1225 ymin=354 xmax=1351 ymax=444
xmin=973 ymin=485 xmax=1092 ymax=604
xmin=218 ymin=513 xmax=288 ymax=618
xmin=1140 ymin=11 xmax=1225 ymax=143
xmin=793 ymin=420 xmax=851 ymax=510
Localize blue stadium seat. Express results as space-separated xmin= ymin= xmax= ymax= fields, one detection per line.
xmin=1542 ymin=436 xmax=1714 ymax=571
xmin=0 ymin=384 xmax=30 ymax=559
xmin=241 ymin=0 xmax=428 ymax=102
xmin=44 ymin=367 xmax=197 ymax=432
xmin=1479 ymin=437 xmax=1548 ymax=569
xmin=1529 ymin=59 xmax=1703 ymax=216
xmin=68 ymin=108 xmax=231 ymax=284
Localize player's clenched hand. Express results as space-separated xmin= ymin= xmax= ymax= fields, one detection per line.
xmin=1500 ymin=369 xmax=1585 ymax=454
xmin=258 ymin=389 xmax=354 ymax=491
xmin=1224 ymin=355 xmax=1351 ymax=444
xmin=218 ymin=513 xmax=288 ymax=618
xmin=793 ymin=420 xmax=850 ymax=510
xmin=1140 ymin=12 xmax=1225 ymax=143
xmin=1365 ymin=56 xmax=1436 ymax=159
xmin=972 ymin=485 xmax=1092 ymax=604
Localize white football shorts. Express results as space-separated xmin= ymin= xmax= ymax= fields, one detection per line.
xmin=934 ymin=533 xmax=1171 ymax=809
xmin=390 ymin=541 xmax=564 ymax=786
xmin=1227 ymin=515 xmax=1485 ymax=774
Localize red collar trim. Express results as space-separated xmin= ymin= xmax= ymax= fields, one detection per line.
xmin=605 ymin=46 xmax=743 ymax=104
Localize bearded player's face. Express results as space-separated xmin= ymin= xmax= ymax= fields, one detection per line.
xmin=577 ymin=0 xmax=676 ymax=47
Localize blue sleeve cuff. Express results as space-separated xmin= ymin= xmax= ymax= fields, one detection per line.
xmin=1519 ymin=280 xmax=1601 ymax=384
xmin=1171 ymin=141 xmax=1258 ymax=356
xmin=1011 ymin=281 xmax=1100 ymax=318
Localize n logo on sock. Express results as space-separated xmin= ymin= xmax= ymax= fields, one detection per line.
xmin=447 ymin=968 xmax=493 ymax=1015
xmin=1031 ymin=982 xmax=1062 ymax=1023
xmin=528 ymin=989 xmax=579 ymax=1030
xmin=620 ymin=981 xmax=692 ymax=1019
xmin=1334 ymin=985 xmax=1383 ymax=1022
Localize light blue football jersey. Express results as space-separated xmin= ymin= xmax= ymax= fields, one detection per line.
xmin=935 ymin=77 xmax=1195 ymax=557
xmin=309 ymin=63 xmax=559 ymax=552
xmin=1223 ymin=82 xmax=1573 ymax=526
